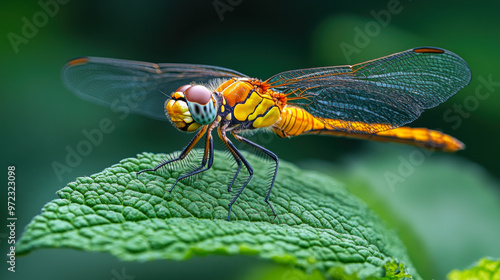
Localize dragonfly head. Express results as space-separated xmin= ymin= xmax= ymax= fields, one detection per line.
xmin=165 ymin=84 xmax=217 ymax=132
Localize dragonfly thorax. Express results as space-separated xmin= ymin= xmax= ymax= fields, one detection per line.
xmin=165 ymin=85 xmax=217 ymax=132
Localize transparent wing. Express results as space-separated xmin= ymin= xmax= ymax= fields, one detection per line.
xmin=62 ymin=57 xmax=248 ymax=120
xmin=265 ymin=47 xmax=472 ymax=133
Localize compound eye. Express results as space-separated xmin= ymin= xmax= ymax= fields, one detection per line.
xmin=184 ymin=85 xmax=211 ymax=105
xmin=176 ymin=84 xmax=192 ymax=93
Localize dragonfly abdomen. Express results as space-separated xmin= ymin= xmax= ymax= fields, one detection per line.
xmin=370 ymin=127 xmax=465 ymax=151
xmin=312 ymin=124 xmax=465 ymax=152
xmin=272 ymin=106 xmax=389 ymax=137
xmin=272 ymin=106 xmax=464 ymax=151
xmin=272 ymin=106 xmax=328 ymax=137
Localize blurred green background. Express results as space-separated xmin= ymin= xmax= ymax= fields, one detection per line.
xmin=2 ymin=0 xmax=499 ymax=279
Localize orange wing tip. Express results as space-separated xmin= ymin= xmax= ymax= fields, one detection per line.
xmin=413 ymin=47 xmax=445 ymax=54
xmin=66 ymin=57 xmax=90 ymax=67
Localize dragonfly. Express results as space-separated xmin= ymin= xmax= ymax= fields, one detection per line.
xmin=63 ymin=47 xmax=471 ymax=220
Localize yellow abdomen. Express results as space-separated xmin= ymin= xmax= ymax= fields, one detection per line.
xmin=272 ymin=106 xmax=464 ymax=152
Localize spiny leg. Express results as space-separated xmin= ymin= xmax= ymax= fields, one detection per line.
xmin=170 ymin=130 xmax=214 ymax=192
xmin=177 ymin=127 xmax=212 ymax=176
xmin=232 ymin=132 xmax=278 ymax=219
xmin=218 ymin=126 xmax=243 ymax=192
xmin=226 ymin=152 xmax=242 ymax=193
xmin=136 ymin=125 xmax=208 ymax=176
xmin=220 ymin=132 xmax=254 ymax=221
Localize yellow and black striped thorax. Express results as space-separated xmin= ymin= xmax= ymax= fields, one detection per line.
xmin=216 ymin=78 xmax=285 ymax=130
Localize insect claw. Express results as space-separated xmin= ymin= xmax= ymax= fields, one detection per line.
xmin=168 ymin=180 xmax=179 ymax=192
xmin=226 ymin=204 xmax=232 ymax=221
xmin=266 ymin=200 xmax=277 ymax=219
xmin=136 ymin=170 xmax=146 ymax=178
xmin=137 ymin=168 xmax=155 ymax=177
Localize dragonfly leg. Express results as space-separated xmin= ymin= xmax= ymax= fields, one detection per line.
xmin=218 ymin=129 xmax=253 ymax=220
xmin=136 ymin=125 xmax=208 ymax=177
xmin=169 ymin=129 xmax=214 ymax=192
xmin=218 ymin=126 xmax=242 ymax=192
xmin=232 ymin=132 xmax=278 ymax=219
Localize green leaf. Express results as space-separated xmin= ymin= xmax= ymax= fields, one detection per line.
xmin=447 ymin=258 xmax=500 ymax=280
xmin=17 ymin=150 xmax=418 ymax=279
xmin=304 ymin=145 xmax=500 ymax=279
